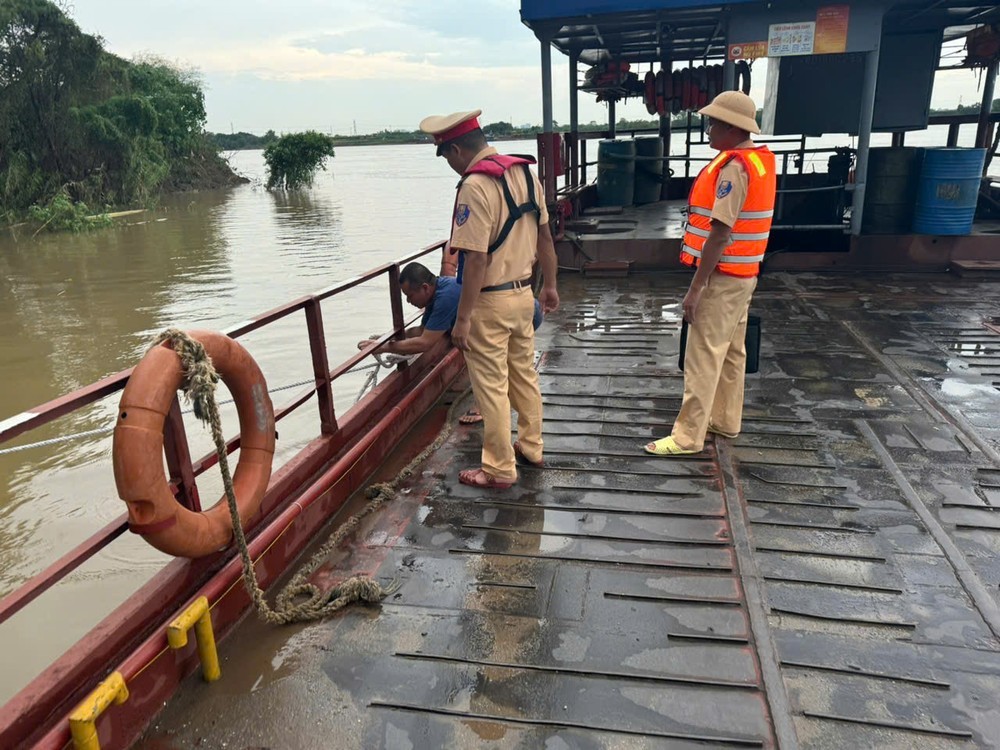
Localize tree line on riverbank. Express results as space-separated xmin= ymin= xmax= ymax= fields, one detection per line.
xmin=1 ymin=0 xmax=243 ymax=229
xmin=212 ymin=98 xmax=1000 ymax=152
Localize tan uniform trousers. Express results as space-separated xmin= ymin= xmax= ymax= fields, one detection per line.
xmin=464 ymin=287 xmax=542 ymax=480
xmin=672 ymin=272 xmax=758 ymax=452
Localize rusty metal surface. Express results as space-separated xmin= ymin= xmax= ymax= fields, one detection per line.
xmin=142 ymin=271 xmax=1000 ymax=749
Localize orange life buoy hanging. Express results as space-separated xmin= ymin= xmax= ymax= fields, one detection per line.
xmin=654 ymin=69 xmax=666 ymax=116
xmin=644 ymin=71 xmax=656 ymax=115
xmin=736 ymin=60 xmax=752 ymax=94
xmin=680 ymin=67 xmax=692 ymax=111
xmin=662 ymin=67 xmax=673 ymax=111
xmin=113 ymin=330 xmax=276 ymax=558
xmin=706 ymin=64 xmax=720 ymax=101
xmin=694 ymin=66 xmax=707 ymax=108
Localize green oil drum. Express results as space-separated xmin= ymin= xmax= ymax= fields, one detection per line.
xmin=862 ymin=147 xmax=924 ymax=234
xmin=634 ymin=136 xmax=664 ymax=205
xmin=597 ymin=139 xmax=636 ymax=207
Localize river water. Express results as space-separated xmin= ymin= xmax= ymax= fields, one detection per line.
xmin=0 ymin=127 xmax=985 ymax=702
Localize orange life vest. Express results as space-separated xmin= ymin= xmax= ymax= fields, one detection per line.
xmin=680 ymin=146 xmax=776 ymax=277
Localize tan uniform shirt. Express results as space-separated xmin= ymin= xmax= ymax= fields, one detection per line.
xmin=449 ymin=146 xmax=549 ymax=289
xmin=710 ymin=140 xmax=753 ymax=228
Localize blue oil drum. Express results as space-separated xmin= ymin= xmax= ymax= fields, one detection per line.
xmin=912 ymin=148 xmax=986 ymax=235
xmin=597 ymin=139 xmax=636 ymax=207
xmin=633 ymin=136 xmax=664 ymax=205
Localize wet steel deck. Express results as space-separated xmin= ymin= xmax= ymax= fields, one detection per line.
xmin=141 ymin=271 xmax=1000 ymax=749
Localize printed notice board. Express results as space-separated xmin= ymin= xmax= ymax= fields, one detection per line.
xmin=768 ymin=21 xmax=815 ymax=57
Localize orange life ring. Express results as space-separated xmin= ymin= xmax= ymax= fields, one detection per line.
xmin=113 ymin=330 xmax=276 ymax=558
xmin=644 ymin=71 xmax=657 ymax=115
xmin=694 ymin=66 xmax=708 ymax=108
xmin=680 ymin=67 xmax=692 ymax=111
xmin=654 ymin=69 xmax=666 ymax=116
xmin=707 ymin=64 xmax=720 ymax=101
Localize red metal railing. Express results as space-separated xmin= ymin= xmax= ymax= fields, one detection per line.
xmin=0 ymin=241 xmax=445 ymax=629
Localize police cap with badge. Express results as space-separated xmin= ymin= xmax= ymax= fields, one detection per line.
xmin=419 ymin=110 xmax=483 ymax=156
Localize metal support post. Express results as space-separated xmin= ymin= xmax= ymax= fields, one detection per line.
xmin=660 ymin=60 xmax=672 ymax=199
xmin=976 ymin=60 xmax=998 ymax=150
xmin=163 ymin=397 xmax=201 ymax=510
xmin=850 ymin=21 xmax=883 ymax=236
xmin=570 ymin=50 xmax=579 ymax=187
xmin=388 ymin=264 xmax=406 ymax=371
xmin=304 ymin=298 xmax=336 ymax=434
xmin=540 ymin=35 xmax=556 ymax=199
xmin=723 ymin=59 xmax=736 ymax=91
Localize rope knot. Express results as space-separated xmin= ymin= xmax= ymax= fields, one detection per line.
xmin=365 ymin=482 xmax=395 ymax=501
xmin=329 ymin=576 xmax=395 ymax=605
xmin=153 ymin=328 xmax=220 ymax=423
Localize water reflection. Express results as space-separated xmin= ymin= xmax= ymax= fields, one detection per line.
xmin=269 ymin=189 xmax=345 ymax=275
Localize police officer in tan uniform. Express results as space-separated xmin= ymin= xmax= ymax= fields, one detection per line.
xmin=420 ymin=110 xmax=559 ymax=488
xmin=646 ymin=91 xmax=776 ymax=456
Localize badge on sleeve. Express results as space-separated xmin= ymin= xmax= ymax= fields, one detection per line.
xmin=455 ymin=203 xmax=471 ymax=226
xmin=716 ymin=180 xmax=733 ymax=199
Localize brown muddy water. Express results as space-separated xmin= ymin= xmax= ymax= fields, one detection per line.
xmin=0 ymin=141 xmax=541 ymax=703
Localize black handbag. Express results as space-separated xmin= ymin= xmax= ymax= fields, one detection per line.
xmin=679 ymin=314 xmax=761 ymax=374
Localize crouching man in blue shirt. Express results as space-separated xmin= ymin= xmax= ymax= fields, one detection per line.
xmin=357 ymin=262 xmax=462 ymax=355
xmin=357 ymin=262 xmax=544 ymax=412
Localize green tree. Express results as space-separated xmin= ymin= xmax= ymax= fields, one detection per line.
xmin=484 ymin=120 xmax=514 ymax=136
xmin=209 ymin=131 xmax=275 ymax=150
xmin=0 ymin=0 xmax=240 ymax=224
xmin=263 ymin=131 xmax=336 ymax=189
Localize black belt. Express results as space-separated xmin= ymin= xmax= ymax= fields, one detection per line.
xmin=481 ymin=277 xmax=531 ymax=293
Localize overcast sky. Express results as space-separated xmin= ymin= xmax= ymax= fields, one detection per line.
xmin=70 ymin=0 xmax=985 ymax=136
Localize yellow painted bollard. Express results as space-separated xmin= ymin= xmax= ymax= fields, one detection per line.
xmin=167 ymin=595 xmax=221 ymax=682
xmin=68 ymin=671 xmax=129 ymax=750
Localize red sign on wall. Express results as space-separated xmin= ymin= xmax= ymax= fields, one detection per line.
xmin=815 ymin=5 xmax=850 ymax=54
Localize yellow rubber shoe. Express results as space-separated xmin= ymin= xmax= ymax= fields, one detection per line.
xmin=643 ymin=436 xmax=697 ymax=456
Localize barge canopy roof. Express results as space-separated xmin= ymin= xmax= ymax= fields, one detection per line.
xmin=519 ymin=0 xmax=1000 ymax=65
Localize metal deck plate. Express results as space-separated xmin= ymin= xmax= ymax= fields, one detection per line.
xmin=143 ymin=272 xmax=1000 ymax=749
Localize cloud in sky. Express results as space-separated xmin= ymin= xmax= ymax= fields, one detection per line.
xmin=72 ymin=0 xmax=559 ymax=132
xmin=71 ymin=0 xmax=985 ymax=135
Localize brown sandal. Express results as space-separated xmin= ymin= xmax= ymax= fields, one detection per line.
xmin=458 ymin=408 xmax=483 ymax=425
xmin=458 ymin=468 xmax=514 ymax=489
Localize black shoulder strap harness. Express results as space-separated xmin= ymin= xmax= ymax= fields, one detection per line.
xmin=460 ymin=157 xmax=541 ymax=254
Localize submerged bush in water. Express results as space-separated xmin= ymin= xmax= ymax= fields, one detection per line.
xmin=27 ymin=190 xmax=113 ymax=233
xmin=264 ymin=132 xmax=336 ymax=190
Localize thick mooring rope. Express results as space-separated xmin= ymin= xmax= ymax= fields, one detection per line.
xmin=154 ymin=329 xmax=466 ymax=624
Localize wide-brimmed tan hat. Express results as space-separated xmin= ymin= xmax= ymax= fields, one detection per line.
xmin=698 ymin=91 xmax=760 ymax=134
xmin=419 ymin=110 xmax=483 ymax=144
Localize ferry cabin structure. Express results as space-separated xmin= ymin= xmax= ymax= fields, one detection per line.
xmin=520 ymin=0 xmax=1000 ymax=273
